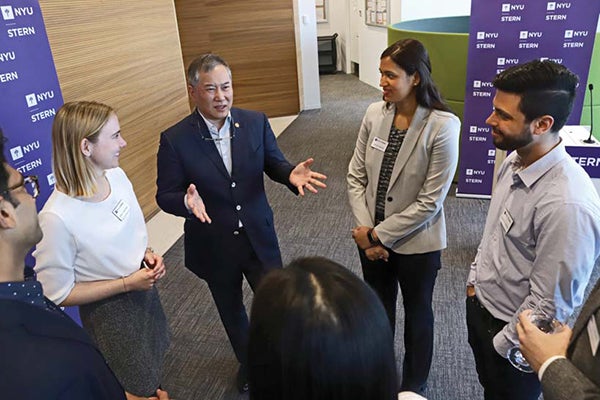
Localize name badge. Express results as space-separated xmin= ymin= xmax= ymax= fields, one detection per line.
xmin=112 ymin=199 xmax=130 ymax=221
xmin=587 ymin=314 xmax=599 ymax=356
xmin=371 ymin=137 xmax=388 ymax=152
xmin=499 ymin=208 xmax=514 ymax=234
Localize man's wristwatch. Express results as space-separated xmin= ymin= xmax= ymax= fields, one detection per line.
xmin=367 ymin=228 xmax=380 ymax=246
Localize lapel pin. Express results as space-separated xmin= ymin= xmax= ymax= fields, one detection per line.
xmin=234 ymin=122 xmax=240 ymax=128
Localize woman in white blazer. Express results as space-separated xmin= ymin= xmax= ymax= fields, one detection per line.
xmin=347 ymin=38 xmax=460 ymax=396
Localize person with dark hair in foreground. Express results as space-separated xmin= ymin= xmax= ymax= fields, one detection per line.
xmin=0 ymin=129 xmax=168 ymax=400
xmin=466 ymin=60 xmax=600 ymax=400
xmin=347 ymin=38 xmax=460 ymax=397
xmin=517 ymin=277 xmax=600 ymax=400
xmin=248 ymin=257 xmax=398 ymax=400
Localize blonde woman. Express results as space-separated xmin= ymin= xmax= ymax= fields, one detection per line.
xmin=34 ymin=101 xmax=170 ymax=399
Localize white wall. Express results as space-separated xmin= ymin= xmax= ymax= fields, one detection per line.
xmin=293 ymin=0 xmax=321 ymax=110
xmin=358 ymin=5 xmax=401 ymax=89
xmin=400 ymin=0 xmax=470 ymax=21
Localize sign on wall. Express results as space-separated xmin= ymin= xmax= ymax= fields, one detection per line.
xmin=366 ymin=0 xmax=389 ymax=27
xmin=316 ymin=0 xmax=327 ymax=23
xmin=456 ymin=0 xmax=600 ymax=198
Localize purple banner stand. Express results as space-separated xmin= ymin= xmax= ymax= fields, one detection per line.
xmin=456 ymin=0 xmax=600 ymax=198
xmin=0 ymin=1 xmax=80 ymax=322
xmin=0 ymin=1 xmax=62 ymax=201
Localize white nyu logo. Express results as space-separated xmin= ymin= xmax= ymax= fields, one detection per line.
xmin=1 ymin=6 xmax=14 ymax=20
xmin=477 ymin=31 xmax=485 ymax=40
xmin=25 ymin=93 xmax=37 ymax=107
xmin=470 ymin=126 xmax=478 ymax=133
xmin=47 ymin=173 xmax=56 ymax=186
xmin=519 ymin=31 xmax=528 ymax=39
xmin=10 ymin=146 xmax=23 ymax=161
xmin=565 ymin=30 xmax=573 ymax=38
xmin=473 ymin=80 xmax=481 ymax=88
xmin=502 ymin=3 xmax=511 ymax=12
xmin=497 ymin=57 xmax=506 ymax=66
xmin=488 ymin=150 xmax=496 ymax=157
xmin=466 ymin=169 xmax=474 ymax=176
xmin=547 ymin=2 xmax=556 ymax=10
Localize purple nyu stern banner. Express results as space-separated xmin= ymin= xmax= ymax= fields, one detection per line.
xmin=0 ymin=1 xmax=79 ymax=320
xmin=0 ymin=0 xmax=62 ymax=210
xmin=456 ymin=0 xmax=600 ymax=198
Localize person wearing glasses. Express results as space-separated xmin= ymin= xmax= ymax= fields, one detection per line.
xmin=6 ymin=175 xmax=39 ymax=197
xmin=33 ymin=102 xmax=170 ymax=399
xmin=156 ymin=53 xmax=327 ymax=393
xmin=0 ymin=130 xmax=170 ymax=399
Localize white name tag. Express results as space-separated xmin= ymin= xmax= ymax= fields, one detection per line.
xmin=371 ymin=137 xmax=388 ymax=152
xmin=499 ymin=208 xmax=514 ymax=234
xmin=587 ymin=314 xmax=599 ymax=357
xmin=112 ymin=199 xmax=130 ymax=222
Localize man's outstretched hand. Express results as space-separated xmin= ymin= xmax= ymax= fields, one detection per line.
xmin=289 ymin=158 xmax=327 ymax=196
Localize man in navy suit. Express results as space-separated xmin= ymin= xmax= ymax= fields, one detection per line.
xmin=156 ymin=54 xmax=326 ymax=392
xmin=0 ymin=130 xmax=169 ymax=400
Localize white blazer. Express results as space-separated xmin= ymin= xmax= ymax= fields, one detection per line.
xmin=347 ymin=101 xmax=460 ymax=255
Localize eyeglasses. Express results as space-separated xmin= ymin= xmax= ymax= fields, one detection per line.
xmin=197 ymin=115 xmax=236 ymax=142
xmin=0 ymin=175 xmax=40 ymax=199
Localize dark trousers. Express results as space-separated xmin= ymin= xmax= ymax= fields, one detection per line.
xmin=466 ymin=295 xmax=541 ymax=400
xmin=206 ymin=229 xmax=269 ymax=367
xmin=360 ymin=249 xmax=441 ymax=394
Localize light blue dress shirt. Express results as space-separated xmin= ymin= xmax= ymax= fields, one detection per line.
xmin=467 ymin=141 xmax=600 ymax=357
xmin=196 ymin=111 xmax=242 ymax=227
xmin=199 ymin=112 xmax=233 ymax=175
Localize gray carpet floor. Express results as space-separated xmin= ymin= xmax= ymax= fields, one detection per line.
xmin=156 ymin=73 xmax=599 ymax=400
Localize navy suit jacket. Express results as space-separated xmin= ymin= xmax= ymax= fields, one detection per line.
xmin=0 ymin=299 xmax=125 ymax=399
xmin=156 ymin=108 xmax=297 ymax=281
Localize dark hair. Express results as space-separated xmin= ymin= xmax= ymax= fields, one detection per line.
xmin=248 ymin=257 xmax=397 ymax=400
xmin=493 ymin=59 xmax=579 ymax=132
xmin=187 ymin=53 xmax=231 ymax=87
xmin=0 ymin=128 xmax=10 ymax=197
xmin=381 ymin=38 xmax=452 ymax=113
